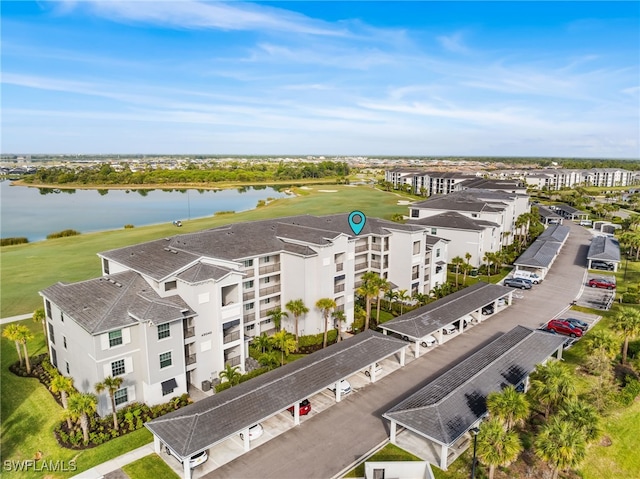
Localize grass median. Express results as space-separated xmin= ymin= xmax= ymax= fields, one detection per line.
xmin=1 ymin=185 xmax=408 ymax=318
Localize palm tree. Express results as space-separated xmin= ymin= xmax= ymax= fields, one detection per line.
xmin=272 ymin=330 xmax=297 ymax=366
xmin=315 ymin=298 xmax=337 ymax=348
xmin=50 ymin=374 xmax=75 ymax=428
xmin=558 ymin=400 xmax=601 ymax=443
xmin=611 ymin=307 xmax=640 ymax=364
xmin=476 ymin=418 xmax=522 ymax=479
xmin=254 ymin=332 xmax=272 ymax=354
xmin=267 ymin=307 xmax=288 ymax=332
xmin=384 ymin=288 xmax=398 ymax=311
xmin=528 ymin=361 xmax=576 ymax=419
xmin=482 ymin=252 xmax=492 ymax=279
xmin=450 ymin=256 xmax=464 ymax=285
xmin=396 ymin=289 xmax=410 ymax=315
xmin=2 ymin=324 xmax=24 ymax=366
xmin=219 ymin=364 xmax=242 ymax=386
xmin=332 ymin=310 xmax=346 ymax=341
xmin=67 ymin=392 xmax=98 ymax=444
xmin=258 ymin=350 xmax=280 ymax=370
xmin=14 ymin=325 xmax=34 ymax=374
xmin=356 ymin=273 xmax=378 ymax=330
xmin=374 ymin=276 xmax=390 ymax=327
xmin=535 ymin=417 xmax=587 ymax=479
xmin=584 ymin=329 xmax=619 ymax=359
xmin=95 ymin=375 xmax=124 ymax=430
xmin=486 ymin=385 xmax=530 ymax=431
xmin=412 ymin=291 xmax=429 ymax=307
xmin=33 ymin=307 xmax=47 ymax=343
xmin=285 ymin=299 xmax=309 ymax=344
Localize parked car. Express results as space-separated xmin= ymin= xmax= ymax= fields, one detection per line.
xmin=588 ymin=278 xmax=616 ymax=290
xmin=513 ymin=270 xmax=543 ymax=284
xmin=591 ymin=260 xmax=614 ymax=271
xmin=482 ymin=304 xmax=494 ymax=315
xmin=287 ymin=399 xmax=311 ymax=416
xmin=442 ymin=323 xmax=457 ymax=335
xmin=239 ymin=423 xmax=264 ymax=441
xmin=453 ymin=315 xmax=472 ymax=330
xmin=329 ymin=379 xmax=352 ymax=396
xmin=563 ymin=338 xmax=578 ymax=350
xmin=545 ymin=319 xmax=583 ymax=338
xmin=564 ymin=317 xmax=589 ymax=331
xmin=167 ymin=448 xmax=208 ymax=469
xmin=420 ymin=334 xmax=438 ymax=347
xmin=503 ymin=278 xmax=533 ymax=289
xmin=363 ymin=363 xmax=383 ymax=377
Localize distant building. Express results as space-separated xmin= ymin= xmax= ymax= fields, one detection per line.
xmin=523 ymin=168 xmax=638 ymax=190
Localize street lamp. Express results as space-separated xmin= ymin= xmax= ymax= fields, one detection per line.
xmin=470 ymin=427 xmax=480 ymax=479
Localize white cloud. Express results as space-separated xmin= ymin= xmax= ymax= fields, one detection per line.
xmin=436 ymin=31 xmax=470 ymax=54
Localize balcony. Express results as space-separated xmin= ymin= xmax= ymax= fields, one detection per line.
xmin=355 ymin=245 xmax=368 ymax=253
xmin=334 ymin=284 xmax=345 ymax=294
xmin=260 ymin=305 xmax=281 ymax=317
xmin=259 ymin=285 xmax=281 ymax=296
xmin=370 ymin=261 xmax=381 ymax=269
xmin=259 ymin=264 xmax=280 ymax=275
xmin=336 ymin=263 xmax=344 ymax=272
xmin=225 ymin=356 xmax=241 ymax=367
xmin=183 ymin=327 xmax=195 ymax=339
xmin=244 ymin=269 xmax=255 ymax=278
xmin=355 ymin=262 xmax=368 ymax=272
xmin=371 ymin=244 xmax=381 ymax=251
xmin=223 ymin=330 xmax=241 ymax=344
xmin=244 ymin=312 xmax=256 ymax=323
xmin=243 ymin=291 xmax=255 ymax=301
xmin=412 ymin=272 xmax=420 ymax=280
xmin=354 ymin=281 xmax=362 ymax=288
xmin=186 ymin=354 xmax=196 ymax=365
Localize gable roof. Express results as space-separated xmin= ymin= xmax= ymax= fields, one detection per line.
xmin=379 ymin=282 xmax=511 ymax=340
xmin=588 ymin=235 xmax=621 ymax=262
xmin=40 ymin=271 xmax=196 ymax=334
xmin=513 ymin=239 xmax=562 ymax=268
xmin=409 ymin=211 xmax=499 ymax=231
xmin=146 ymin=330 xmax=407 ymax=458
xmin=383 ymin=326 xmax=565 ymax=446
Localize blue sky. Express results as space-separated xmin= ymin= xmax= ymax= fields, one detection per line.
xmin=2 ymin=1 xmax=639 ymax=158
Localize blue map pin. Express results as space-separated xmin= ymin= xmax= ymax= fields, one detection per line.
xmin=348 ymin=211 xmax=366 ymax=235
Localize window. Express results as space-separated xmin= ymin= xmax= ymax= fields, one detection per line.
xmin=244 ymin=280 xmax=254 ymax=289
xmin=436 ymin=248 xmax=441 ymax=258
xmin=245 ymin=302 xmax=254 ymax=311
xmin=245 ymin=324 xmax=255 ymax=333
xmin=164 ymin=280 xmax=177 ymax=291
xmin=112 ymin=359 xmax=126 ymax=376
xmin=158 ymin=323 xmax=170 ymax=340
xmin=431 ymin=228 xmax=437 ymax=235
xmin=63 ymin=336 xmax=67 ymax=349
xmin=411 ymin=209 xmax=419 ymax=218
xmin=264 ymin=297 xmax=271 ymax=305
xmin=51 ymin=348 xmax=57 ymax=367
xmin=48 ymin=323 xmax=55 ymax=344
xmin=264 ymin=276 xmax=271 ymax=284
xmin=263 ymin=255 xmax=271 ymax=263
xmin=114 ymin=388 xmax=128 ymax=406
xmin=243 ymin=259 xmax=254 ymax=268
xmin=103 ymin=258 xmax=110 ymax=274
xmin=159 ymin=352 xmax=172 ymax=369
xmin=46 ymin=300 xmax=52 ymax=319
xmin=60 ymin=311 xmax=64 ymax=322
xmin=109 ymin=330 xmax=123 ymax=347
xmin=65 ymin=361 xmax=70 ymax=374
xmin=412 ymin=241 xmax=420 ymax=255
xmin=471 ymin=213 xmax=478 ymax=218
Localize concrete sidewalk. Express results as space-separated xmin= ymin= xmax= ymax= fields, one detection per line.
xmin=0 ymin=313 xmax=33 ymax=325
xmin=70 ymin=443 xmax=155 ymax=479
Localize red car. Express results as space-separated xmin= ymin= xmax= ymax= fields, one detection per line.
xmin=287 ymin=399 xmax=311 ymax=416
xmin=546 ymin=319 xmax=583 ymax=338
xmin=588 ymin=278 xmax=616 ymax=290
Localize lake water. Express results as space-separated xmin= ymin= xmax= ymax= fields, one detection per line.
xmin=0 ymin=181 xmax=290 ymax=242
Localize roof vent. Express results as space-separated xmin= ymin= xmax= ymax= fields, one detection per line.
xmin=114 ymin=282 xmax=122 ymax=287
xmin=171 ymin=250 xmax=178 ymax=254
xmin=164 ymin=247 xmax=171 ymax=251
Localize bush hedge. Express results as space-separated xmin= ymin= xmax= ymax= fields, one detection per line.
xmin=47 ymin=229 xmax=81 ymax=239
xmin=0 ymin=237 xmax=29 ymax=246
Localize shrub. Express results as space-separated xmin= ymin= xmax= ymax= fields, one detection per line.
xmin=256 ymin=200 xmax=266 ymax=207
xmin=0 ymin=237 xmax=29 ymax=246
xmin=621 ymin=292 xmax=640 ymax=304
xmin=214 ymin=210 xmax=235 ymax=216
xmin=47 ymin=229 xmax=81 ymax=239
xmin=124 ymin=224 xmax=135 ymax=229
xmin=618 ymin=377 xmax=640 ymax=406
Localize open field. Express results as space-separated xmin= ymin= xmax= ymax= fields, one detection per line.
xmin=1 ymin=185 xmax=408 ymax=317
xmin=0 ymin=319 xmax=153 ymax=479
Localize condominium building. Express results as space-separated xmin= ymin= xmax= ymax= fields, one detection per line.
xmin=384 ymin=169 xmax=475 ymax=196
xmin=40 ymin=214 xmax=448 ymax=416
xmin=523 ymin=168 xmax=637 ymax=190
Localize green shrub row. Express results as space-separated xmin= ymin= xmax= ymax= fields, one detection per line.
xmin=0 ymin=237 xmax=29 ymax=246
xmin=297 ymin=330 xmax=338 ymax=348
xmin=47 ymin=229 xmax=81 ymax=239
xmin=214 ymin=366 xmax=270 ymax=393
xmin=124 ymin=224 xmax=135 ymax=229
xmin=618 ymin=376 xmax=640 ymax=406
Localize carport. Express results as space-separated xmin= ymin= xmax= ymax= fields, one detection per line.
xmin=587 ymin=235 xmax=620 ymax=272
xmin=383 ymin=325 xmax=566 ymax=471
xmin=379 ymin=282 xmax=513 ymax=358
xmin=513 ymin=224 xmax=570 ymax=279
xmin=146 ymin=330 xmax=408 ymax=479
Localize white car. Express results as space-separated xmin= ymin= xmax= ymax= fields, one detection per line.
xmin=329 ymin=379 xmax=352 ymax=396
xmin=167 ymin=448 xmax=208 ymax=469
xmin=363 ymin=363 xmax=383 ymax=377
xmin=420 ymin=335 xmax=438 ymax=347
xmin=239 ymin=423 xmax=264 ymax=441
xmin=442 ymin=324 xmax=457 ymax=335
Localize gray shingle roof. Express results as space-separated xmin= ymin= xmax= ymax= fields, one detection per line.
xmin=146 ymin=330 xmax=407 ymax=458
xmin=379 ymin=282 xmax=511 ymax=340
xmin=536 ymin=224 xmax=570 ymax=243
xmin=40 ymin=271 xmax=196 ymax=334
xmin=588 ymin=235 xmax=621 ymax=262
xmin=383 ymin=326 xmax=565 ymax=446
xmin=176 ymin=262 xmax=236 ymax=283
xmin=409 ymin=211 xmax=499 ymax=231
xmin=513 ymin=239 xmax=562 ymax=268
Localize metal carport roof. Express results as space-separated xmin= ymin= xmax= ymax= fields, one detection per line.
xmin=146 ymin=329 xmax=407 ymax=458
xmin=378 ymin=282 xmax=512 ymax=340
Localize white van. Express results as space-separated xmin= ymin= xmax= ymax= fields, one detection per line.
xmin=513 ymin=270 xmax=542 ymax=284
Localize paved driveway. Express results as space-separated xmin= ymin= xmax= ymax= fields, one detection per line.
xmin=204 ymin=222 xmax=593 ymax=479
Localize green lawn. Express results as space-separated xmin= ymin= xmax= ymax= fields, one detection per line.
xmin=0 ymin=319 xmax=152 ymax=479
xmin=1 ymin=185 xmax=408 ymax=317
xmin=122 ymin=454 xmax=180 ymax=479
